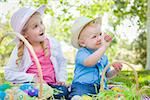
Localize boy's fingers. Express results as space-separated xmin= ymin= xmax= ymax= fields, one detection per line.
xmin=104 ymin=35 xmax=112 ymax=42
xmin=113 ymin=63 xmax=122 ymax=71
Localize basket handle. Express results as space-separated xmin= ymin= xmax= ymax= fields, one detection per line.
xmin=100 ymin=61 xmax=139 ymax=95
xmin=10 ymin=32 xmax=43 ymax=99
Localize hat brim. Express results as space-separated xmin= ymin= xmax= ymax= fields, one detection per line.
xmin=13 ymin=5 xmax=46 ymax=43
xmin=36 ymin=5 xmax=46 ymax=15
xmin=71 ymin=17 xmax=102 ymax=49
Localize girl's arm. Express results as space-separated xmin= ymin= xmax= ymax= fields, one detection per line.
xmin=51 ymin=38 xmax=68 ymax=83
xmin=4 ymin=46 xmax=35 ymax=83
xmin=56 ymin=43 xmax=68 ymax=83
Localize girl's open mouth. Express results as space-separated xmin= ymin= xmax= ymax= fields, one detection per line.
xmin=39 ymin=33 xmax=44 ymax=36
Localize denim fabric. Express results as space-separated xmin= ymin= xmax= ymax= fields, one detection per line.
xmin=48 ymin=84 xmax=69 ymax=99
xmin=68 ymin=82 xmax=100 ymax=99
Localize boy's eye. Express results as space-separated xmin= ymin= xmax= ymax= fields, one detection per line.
xmin=89 ymin=20 xmax=96 ymax=25
xmin=92 ymin=20 xmax=96 ymax=24
xmin=92 ymin=35 xmax=97 ymax=38
xmin=91 ymin=20 xmax=96 ymax=24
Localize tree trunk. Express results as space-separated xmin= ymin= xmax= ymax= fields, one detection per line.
xmin=146 ymin=0 xmax=150 ymax=70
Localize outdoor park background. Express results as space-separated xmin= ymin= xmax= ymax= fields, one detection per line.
xmin=0 ymin=0 xmax=150 ymax=96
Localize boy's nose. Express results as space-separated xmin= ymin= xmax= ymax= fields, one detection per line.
xmin=97 ymin=36 xmax=101 ymax=42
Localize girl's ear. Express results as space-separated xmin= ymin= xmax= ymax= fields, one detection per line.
xmin=24 ymin=35 xmax=28 ymax=39
xmin=21 ymin=31 xmax=28 ymax=38
xmin=78 ymin=39 xmax=86 ymax=47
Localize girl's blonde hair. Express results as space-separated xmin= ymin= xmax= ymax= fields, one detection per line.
xmin=16 ymin=12 xmax=49 ymax=65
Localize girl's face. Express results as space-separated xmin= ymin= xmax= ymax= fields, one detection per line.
xmin=22 ymin=13 xmax=46 ymax=45
xmin=79 ymin=23 xmax=105 ymax=50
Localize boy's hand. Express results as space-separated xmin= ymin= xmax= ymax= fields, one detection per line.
xmin=104 ymin=34 xmax=112 ymax=42
xmin=102 ymin=34 xmax=112 ymax=47
xmin=112 ymin=62 xmax=122 ymax=72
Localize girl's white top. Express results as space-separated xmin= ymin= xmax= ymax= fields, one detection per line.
xmin=4 ymin=37 xmax=68 ymax=83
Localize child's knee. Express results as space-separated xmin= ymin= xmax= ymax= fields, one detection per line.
xmin=71 ymin=95 xmax=82 ymax=100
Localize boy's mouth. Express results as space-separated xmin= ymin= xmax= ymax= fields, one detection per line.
xmin=96 ymin=41 xmax=102 ymax=45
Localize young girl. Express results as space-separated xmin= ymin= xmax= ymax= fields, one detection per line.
xmin=4 ymin=5 xmax=69 ymax=99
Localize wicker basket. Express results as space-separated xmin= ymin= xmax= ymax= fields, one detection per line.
xmin=99 ymin=61 xmax=139 ymax=99
xmin=8 ymin=32 xmax=48 ymax=99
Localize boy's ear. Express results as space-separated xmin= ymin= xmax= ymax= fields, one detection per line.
xmin=78 ymin=39 xmax=86 ymax=47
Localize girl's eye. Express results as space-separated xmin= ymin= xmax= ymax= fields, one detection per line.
xmin=34 ymin=24 xmax=38 ymax=28
xmin=41 ymin=21 xmax=43 ymax=24
xmin=99 ymin=32 xmax=102 ymax=36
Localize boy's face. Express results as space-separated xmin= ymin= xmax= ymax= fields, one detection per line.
xmin=78 ymin=23 xmax=104 ymax=50
xmin=22 ymin=13 xmax=46 ymax=44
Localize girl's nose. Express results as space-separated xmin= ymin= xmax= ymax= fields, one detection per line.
xmin=40 ymin=24 xmax=44 ymax=32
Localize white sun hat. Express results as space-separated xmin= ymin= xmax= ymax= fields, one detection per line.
xmin=71 ymin=16 xmax=102 ymax=49
xmin=10 ymin=5 xmax=46 ymax=34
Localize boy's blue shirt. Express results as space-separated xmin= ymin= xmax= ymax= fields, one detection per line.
xmin=72 ymin=47 xmax=110 ymax=88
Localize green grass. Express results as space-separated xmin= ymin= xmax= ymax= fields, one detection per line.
xmin=1 ymin=69 xmax=149 ymax=87
xmin=67 ymin=70 xmax=150 ymax=87
xmin=0 ymin=69 xmax=150 ymax=99
xmin=1 ymin=69 xmax=150 ymax=97
xmin=67 ymin=70 xmax=150 ymax=97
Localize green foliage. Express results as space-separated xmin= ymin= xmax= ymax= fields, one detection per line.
xmin=96 ymin=85 xmax=141 ymax=100
xmin=111 ymin=0 xmax=147 ymax=67
xmin=67 ymin=69 xmax=150 ymax=89
xmin=0 ymin=15 xmax=14 ymax=67
xmin=67 ymin=69 xmax=150 ymax=98
xmin=131 ymin=32 xmax=146 ymax=67
xmin=0 ymin=0 xmax=148 ymax=68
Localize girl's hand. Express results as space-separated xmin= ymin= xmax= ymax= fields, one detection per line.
xmin=33 ymin=75 xmax=47 ymax=84
xmin=56 ymin=81 xmax=66 ymax=86
xmin=112 ymin=62 xmax=122 ymax=72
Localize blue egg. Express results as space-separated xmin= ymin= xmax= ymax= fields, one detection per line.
xmin=0 ymin=91 xmax=6 ymax=100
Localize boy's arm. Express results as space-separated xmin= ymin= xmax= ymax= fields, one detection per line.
xmin=84 ymin=34 xmax=112 ymax=67
xmin=83 ymin=45 xmax=108 ymax=67
xmin=106 ymin=69 xmax=119 ymax=79
xmin=106 ymin=63 xmax=122 ymax=79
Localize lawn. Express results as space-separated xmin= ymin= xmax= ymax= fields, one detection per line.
xmin=67 ymin=69 xmax=150 ymax=97
xmin=67 ymin=69 xmax=150 ymax=87
xmin=0 ymin=68 xmax=150 ymax=98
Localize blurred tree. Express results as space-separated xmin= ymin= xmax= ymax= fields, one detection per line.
xmin=146 ymin=0 xmax=150 ymax=70
xmin=112 ymin=0 xmax=147 ymax=69
xmin=0 ymin=0 xmax=148 ymax=68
